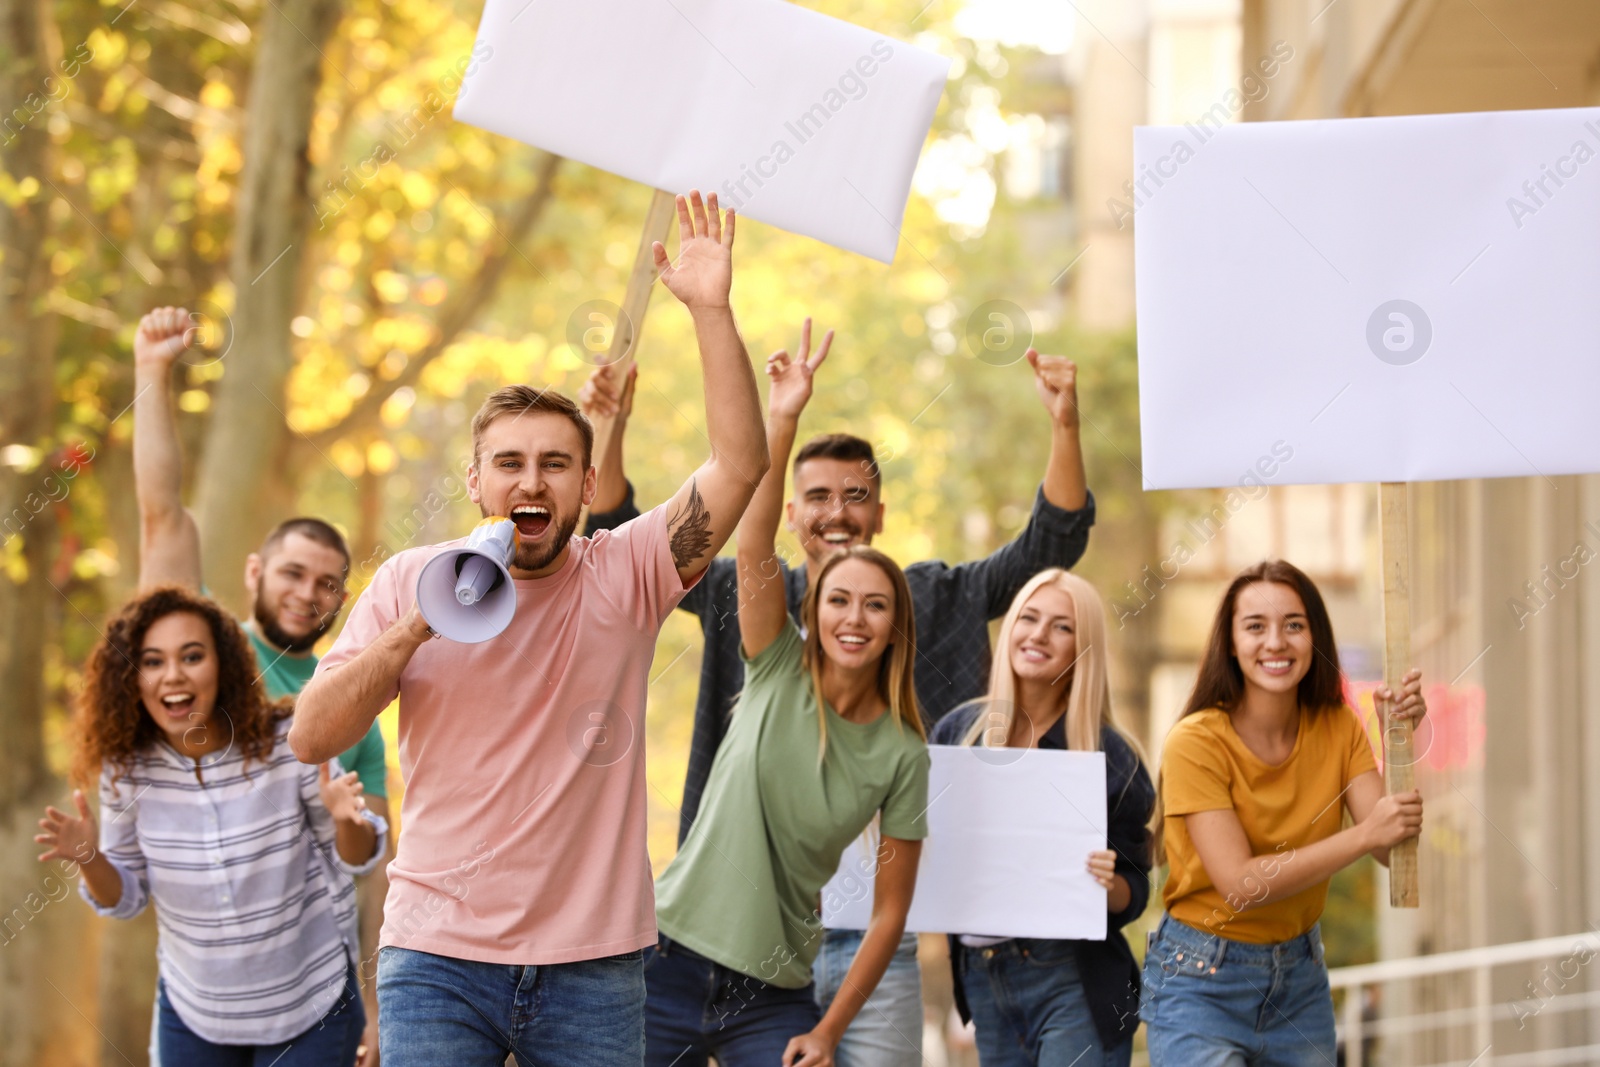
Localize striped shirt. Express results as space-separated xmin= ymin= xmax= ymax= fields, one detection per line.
xmin=81 ymin=715 xmax=387 ymax=1045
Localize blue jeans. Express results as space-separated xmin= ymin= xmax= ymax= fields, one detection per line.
xmin=377 ymin=945 xmax=645 ymax=1067
xmin=813 ymin=928 xmax=923 ymax=1067
xmin=156 ymin=964 xmax=364 ymax=1066
xmin=958 ymin=939 xmax=1130 ymax=1067
xmin=1140 ymin=916 xmax=1336 ymax=1066
xmin=643 ymin=935 xmax=821 ymax=1067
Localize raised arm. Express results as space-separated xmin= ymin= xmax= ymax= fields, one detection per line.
xmin=133 ymin=307 xmax=204 ymax=591
xmin=919 ymin=349 xmax=1093 ymax=619
xmin=737 ymin=319 xmax=832 ymax=659
xmin=1028 ymin=349 xmax=1087 ymax=512
xmin=652 ymin=191 xmax=769 ymax=585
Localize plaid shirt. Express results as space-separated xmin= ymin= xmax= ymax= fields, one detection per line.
xmin=589 ymin=485 xmax=1094 ymax=845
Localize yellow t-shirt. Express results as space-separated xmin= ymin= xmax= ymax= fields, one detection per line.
xmin=1160 ymin=705 xmax=1378 ymax=944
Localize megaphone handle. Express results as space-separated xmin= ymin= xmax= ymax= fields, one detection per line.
xmin=455 ymin=555 xmax=500 ymax=606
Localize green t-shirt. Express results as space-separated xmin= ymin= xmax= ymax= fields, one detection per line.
xmin=654 ymin=621 xmax=929 ymax=989
xmin=246 ymin=626 xmax=388 ymax=798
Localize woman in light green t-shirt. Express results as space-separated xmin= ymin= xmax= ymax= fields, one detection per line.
xmin=647 ymin=338 xmax=930 ymax=1067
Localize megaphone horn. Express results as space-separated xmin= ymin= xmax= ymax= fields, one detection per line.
xmin=416 ymin=517 xmax=519 ymax=643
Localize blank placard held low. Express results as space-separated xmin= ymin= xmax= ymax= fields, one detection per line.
xmin=822 ymin=746 xmax=1107 ymax=940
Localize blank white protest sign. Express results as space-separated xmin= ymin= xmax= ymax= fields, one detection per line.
xmin=821 ymin=746 xmax=1108 ymax=941
xmin=454 ymin=0 xmax=950 ymax=263
xmin=1133 ymin=107 xmax=1600 ymax=489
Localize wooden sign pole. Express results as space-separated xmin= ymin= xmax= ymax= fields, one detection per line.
xmin=581 ymin=188 xmax=677 ymax=526
xmin=1379 ymin=480 xmax=1419 ymax=907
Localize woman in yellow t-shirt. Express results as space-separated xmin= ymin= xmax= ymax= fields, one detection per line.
xmin=1140 ymin=560 xmax=1426 ymax=1065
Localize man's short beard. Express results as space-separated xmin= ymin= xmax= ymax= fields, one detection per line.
xmin=253 ymin=588 xmax=334 ymax=654
xmin=511 ymin=512 xmax=581 ymax=572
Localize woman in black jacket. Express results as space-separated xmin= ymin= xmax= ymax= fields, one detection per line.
xmin=930 ymin=568 xmax=1154 ymax=1065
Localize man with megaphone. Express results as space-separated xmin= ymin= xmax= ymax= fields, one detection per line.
xmin=290 ymin=190 xmax=768 ymax=1067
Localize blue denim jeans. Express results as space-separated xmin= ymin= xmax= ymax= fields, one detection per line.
xmin=813 ymin=927 xmax=923 ymax=1067
xmin=958 ymin=939 xmax=1130 ymax=1067
xmin=1140 ymin=916 xmax=1336 ymax=1066
xmin=643 ymin=935 xmax=821 ymax=1067
xmin=155 ymin=964 xmax=364 ymax=1066
xmin=377 ymin=945 xmax=645 ymax=1067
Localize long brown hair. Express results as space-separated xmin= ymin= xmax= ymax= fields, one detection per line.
xmin=1180 ymin=559 xmax=1343 ymax=720
xmin=73 ymin=586 xmax=288 ymax=789
xmin=800 ymin=545 xmax=925 ymax=763
xmin=1151 ymin=560 xmax=1344 ymax=862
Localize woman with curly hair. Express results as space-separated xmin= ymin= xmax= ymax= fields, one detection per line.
xmin=33 ymin=585 xmax=387 ymax=1065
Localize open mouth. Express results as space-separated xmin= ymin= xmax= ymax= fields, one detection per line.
xmin=835 ymin=634 xmax=869 ymax=651
xmin=510 ymin=504 xmax=552 ymax=540
xmin=1259 ymin=658 xmax=1293 ymax=675
xmin=1018 ymin=647 xmax=1050 ymax=663
xmin=160 ymin=693 xmax=196 ymax=719
xmin=816 ymin=524 xmax=858 ymax=547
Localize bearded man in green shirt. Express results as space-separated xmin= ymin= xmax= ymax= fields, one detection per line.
xmin=132 ymin=305 xmax=388 ymax=1066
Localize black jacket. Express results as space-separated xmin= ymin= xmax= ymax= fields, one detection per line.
xmin=930 ymin=709 xmax=1155 ymax=1050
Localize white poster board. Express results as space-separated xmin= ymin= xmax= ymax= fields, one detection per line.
xmin=1133 ymin=106 xmax=1600 ymax=489
xmin=822 ymin=746 xmax=1108 ymax=940
xmin=454 ymin=0 xmax=950 ymax=263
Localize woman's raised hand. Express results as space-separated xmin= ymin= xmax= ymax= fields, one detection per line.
xmin=36 ymin=790 xmax=98 ymax=865
xmin=765 ymin=317 xmax=833 ymax=422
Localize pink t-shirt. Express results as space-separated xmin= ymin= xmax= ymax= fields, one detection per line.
xmin=315 ymin=506 xmax=698 ymax=965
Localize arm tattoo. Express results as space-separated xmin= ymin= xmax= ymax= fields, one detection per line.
xmin=668 ymin=481 xmax=714 ymax=570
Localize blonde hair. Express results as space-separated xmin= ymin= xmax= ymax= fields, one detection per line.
xmin=959 ymin=568 xmax=1138 ymax=755
xmin=801 ymin=546 xmax=926 ymax=763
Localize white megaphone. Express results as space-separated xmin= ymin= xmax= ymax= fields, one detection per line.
xmin=415 ymin=517 xmax=519 ymax=642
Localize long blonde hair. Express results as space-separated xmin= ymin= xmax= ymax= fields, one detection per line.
xmin=801 ymin=546 xmax=926 ymax=763
xmin=959 ymin=568 xmax=1135 ymax=754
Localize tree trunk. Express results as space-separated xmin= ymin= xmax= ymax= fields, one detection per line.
xmin=193 ymin=0 xmax=343 ymax=617
xmin=0 ymin=0 xmax=84 ymax=1060
xmin=0 ymin=0 xmax=54 ymax=817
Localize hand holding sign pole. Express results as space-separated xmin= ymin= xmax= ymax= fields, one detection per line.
xmin=580 ymin=189 xmax=677 ymax=528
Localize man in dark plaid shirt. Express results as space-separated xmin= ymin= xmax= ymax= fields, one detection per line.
xmin=582 ymin=320 xmax=1093 ymax=1067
